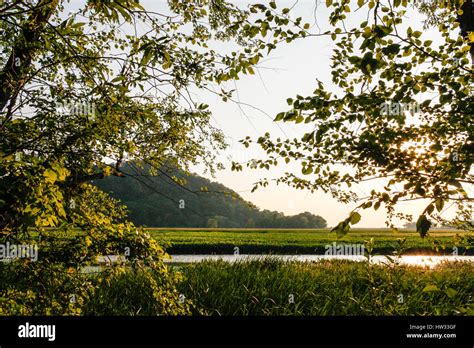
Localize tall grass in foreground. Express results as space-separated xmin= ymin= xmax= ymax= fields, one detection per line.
xmin=179 ymin=259 xmax=474 ymax=316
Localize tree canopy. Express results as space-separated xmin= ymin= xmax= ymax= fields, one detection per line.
xmin=236 ymin=0 xmax=473 ymax=237
xmin=0 ymin=0 xmax=305 ymax=233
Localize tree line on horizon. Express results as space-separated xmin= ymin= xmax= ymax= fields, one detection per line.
xmin=93 ymin=163 xmax=327 ymax=229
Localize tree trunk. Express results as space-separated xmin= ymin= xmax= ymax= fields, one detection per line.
xmin=0 ymin=0 xmax=59 ymax=113
xmin=459 ymin=0 xmax=474 ymax=63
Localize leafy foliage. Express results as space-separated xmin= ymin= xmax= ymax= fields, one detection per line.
xmin=0 ymin=186 xmax=188 ymax=315
xmin=236 ymin=0 xmax=474 ymax=237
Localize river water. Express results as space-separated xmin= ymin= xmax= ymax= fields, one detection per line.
xmin=164 ymin=254 xmax=474 ymax=268
xmin=91 ymin=254 xmax=474 ymax=270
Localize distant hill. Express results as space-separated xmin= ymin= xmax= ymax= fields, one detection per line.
xmin=93 ymin=162 xmax=327 ymax=228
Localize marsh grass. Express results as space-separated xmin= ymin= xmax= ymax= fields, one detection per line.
xmin=179 ymin=258 xmax=474 ymax=315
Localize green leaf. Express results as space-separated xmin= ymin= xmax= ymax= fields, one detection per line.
xmin=43 ymin=169 xmax=57 ymax=183
xmin=426 ymin=203 xmax=434 ymax=215
xmin=141 ymin=49 xmax=152 ymax=65
xmin=374 ymin=25 xmax=391 ymax=38
xmin=416 ymin=214 xmax=431 ymax=238
xmin=274 ymin=112 xmax=285 ymax=121
xmin=331 ymin=221 xmax=350 ymax=238
xmin=445 ymin=288 xmax=457 ymax=298
xmin=349 ymin=212 xmax=361 ymax=225
xmin=163 ymin=51 xmax=171 ymax=64
xmin=382 ymin=44 xmax=401 ymax=55
xmin=374 ymin=201 xmax=381 ymax=211
xmin=423 ymin=284 xmax=439 ymax=292
xmin=435 ymin=198 xmax=444 ymax=212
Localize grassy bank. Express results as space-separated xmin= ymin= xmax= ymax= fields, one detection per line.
xmin=178 ymin=259 xmax=474 ymax=315
xmin=148 ymin=228 xmax=472 ymax=255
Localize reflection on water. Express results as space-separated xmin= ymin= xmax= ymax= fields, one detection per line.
xmin=166 ymin=254 xmax=474 ymax=268
xmin=80 ymin=254 xmax=473 ymax=273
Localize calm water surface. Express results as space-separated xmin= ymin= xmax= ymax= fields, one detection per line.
xmin=165 ymin=254 xmax=474 ymax=268
xmin=86 ymin=254 xmax=474 ymax=272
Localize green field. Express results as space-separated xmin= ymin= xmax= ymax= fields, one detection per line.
xmin=147 ymin=228 xmax=472 ymax=255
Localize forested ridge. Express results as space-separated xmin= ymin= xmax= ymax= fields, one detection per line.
xmin=94 ymin=163 xmax=327 ymax=228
